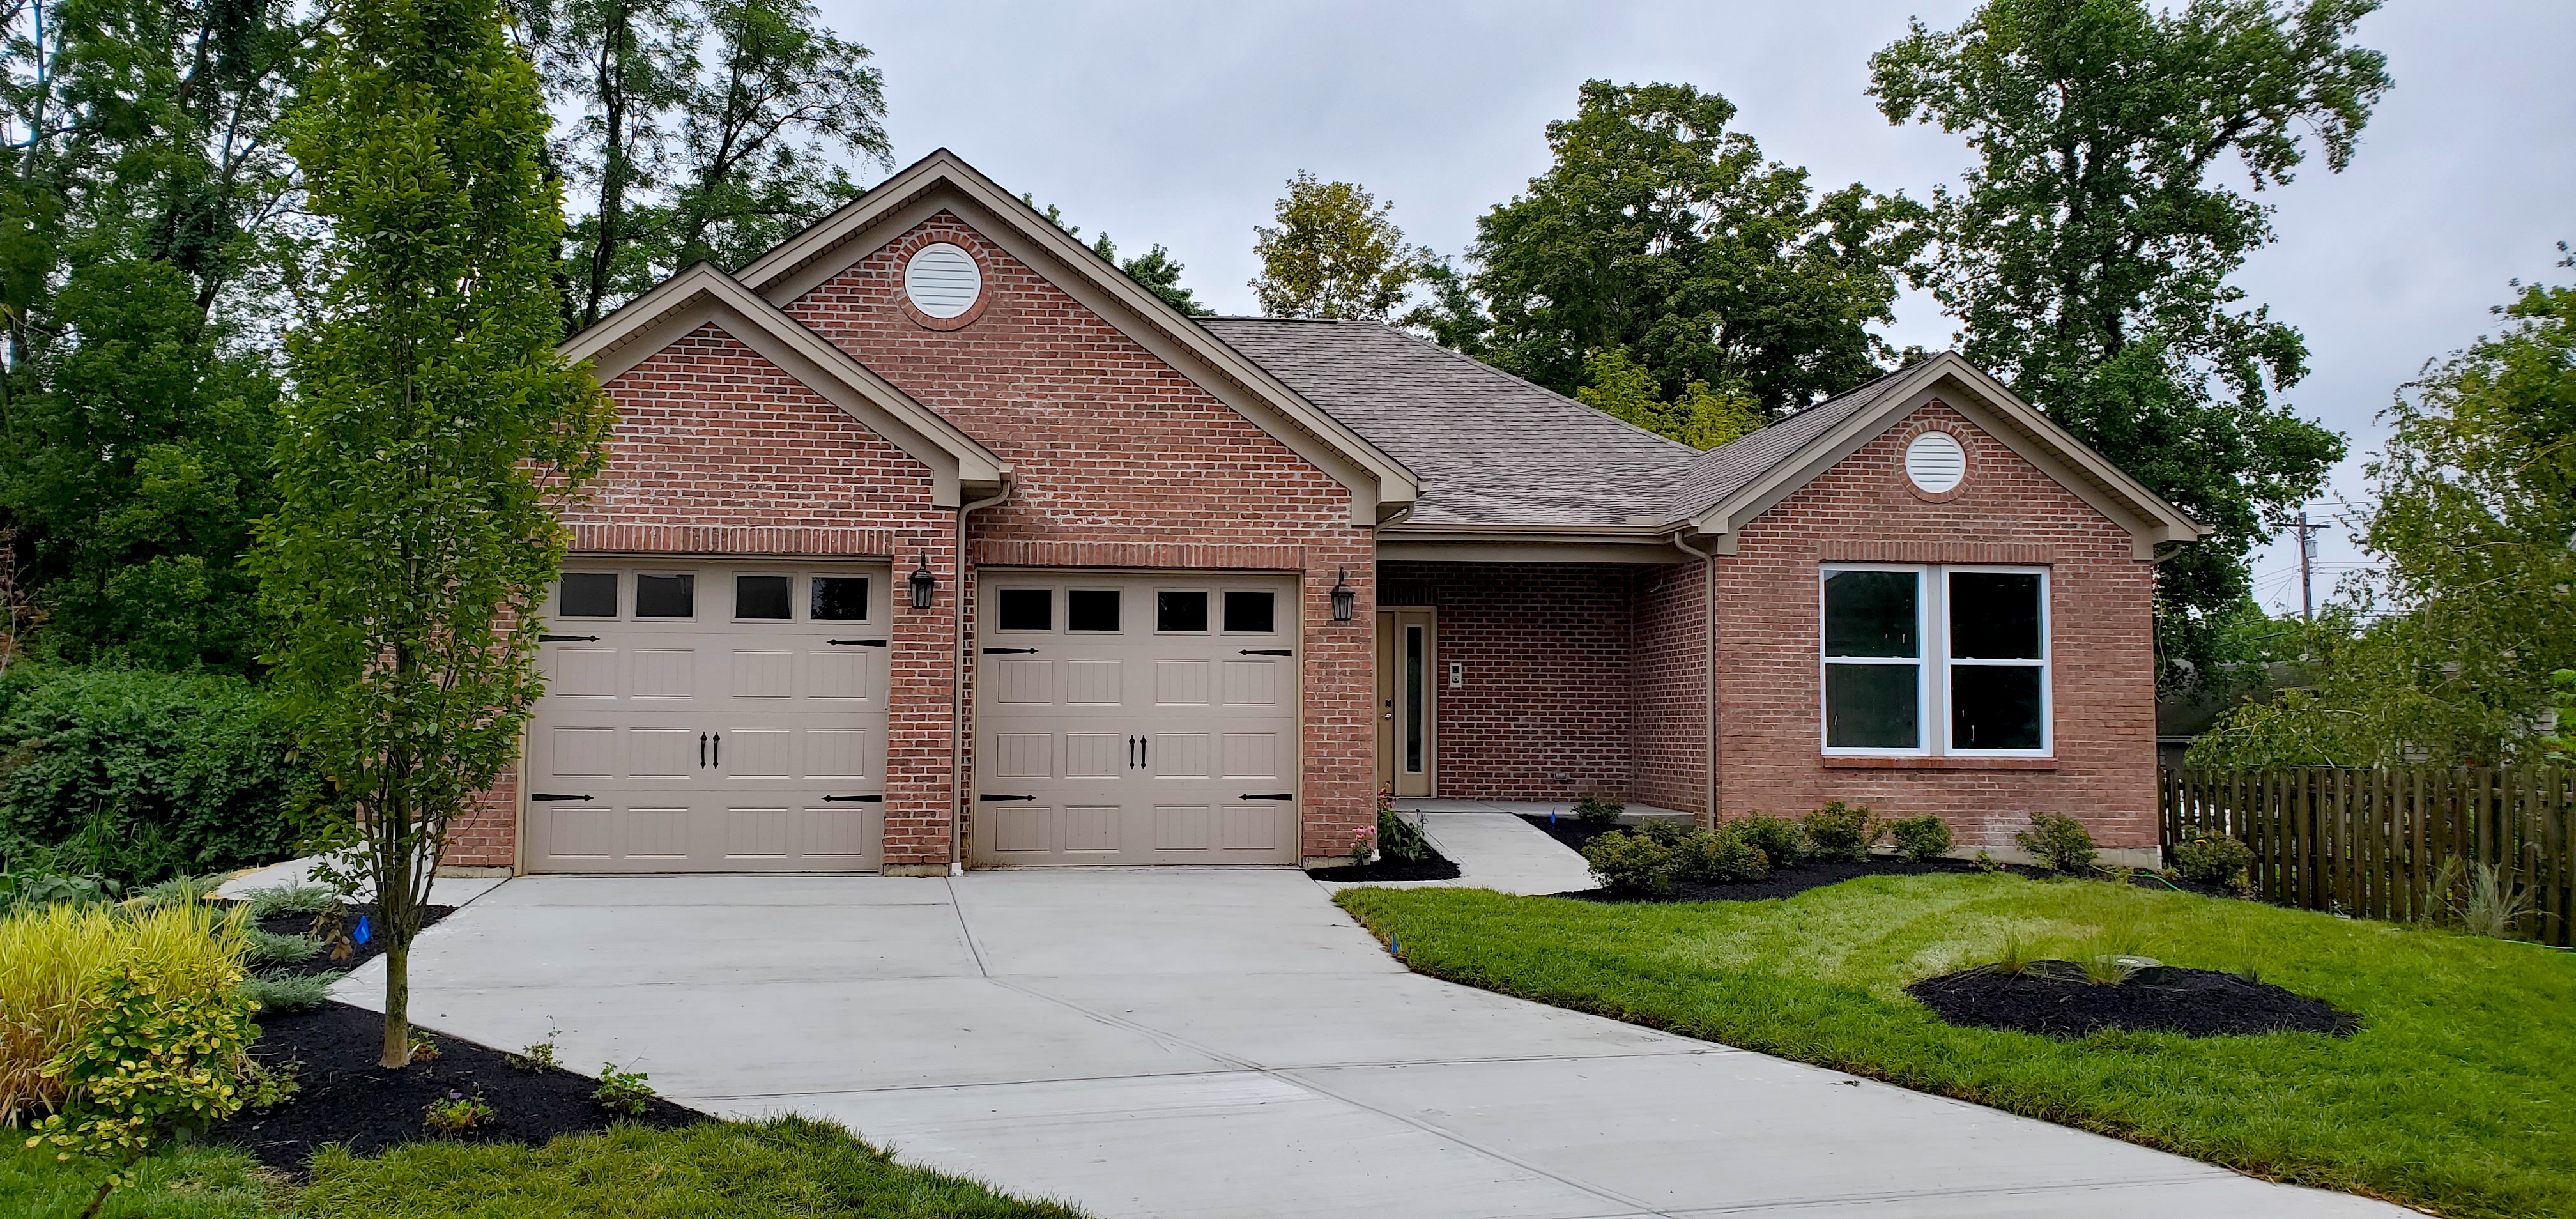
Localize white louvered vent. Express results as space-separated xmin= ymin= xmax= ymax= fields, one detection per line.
xmin=1905 ymin=431 xmax=1966 ymax=494
xmin=903 ymin=243 xmax=981 ymax=319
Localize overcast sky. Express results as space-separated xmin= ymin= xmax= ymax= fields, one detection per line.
xmin=823 ymin=1 xmax=2576 ymax=616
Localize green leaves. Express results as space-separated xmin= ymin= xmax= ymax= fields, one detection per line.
xmin=1251 ymin=172 xmax=1420 ymax=321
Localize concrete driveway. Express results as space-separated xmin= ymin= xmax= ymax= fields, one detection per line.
xmin=337 ymin=871 xmax=2408 ymax=1218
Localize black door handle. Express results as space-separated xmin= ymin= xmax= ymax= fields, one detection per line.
xmin=822 ymin=794 xmax=884 ymax=802
xmin=699 ymin=732 xmax=707 ymax=767
xmin=1239 ymin=792 xmax=1295 ymax=801
xmin=531 ymin=793 xmax=593 ymax=802
xmin=982 ymin=647 xmax=1039 ymax=655
xmin=829 ymin=639 xmax=888 ymax=647
xmin=540 ymin=634 xmax=599 ymax=643
xmin=1238 ymin=648 xmax=1292 ymax=656
xmin=979 ymin=793 xmax=1036 ymax=802
xmin=1140 ymin=737 xmax=1148 ymax=768
xmin=1127 ymin=736 xmax=1136 ymax=768
xmin=712 ymin=732 xmax=721 ymax=767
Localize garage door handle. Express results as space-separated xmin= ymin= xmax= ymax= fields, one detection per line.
xmin=1238 ymin=648 xmax=1292 ymax=656
xmin=699 ymin=732 xmax=707 ymax=767
xmin=982 ymin=647 xmax=1039 ymax=655
xmin=531 ymin=793 xmax=593 ymax=802
xmin=1239 ymin=792 xmax=1295 ymax=801
xmin=979 ymin=793 xmax=1036 ymax=802
xmin=829 ymin=638 xmax=887 ymax=647
xmin=540 ymin=634 xmax=599 ymax=643
xmin=822 ymin=794 xmax=883 ymax=802
xmin=712 ymin=732 xmax=720 ymax=767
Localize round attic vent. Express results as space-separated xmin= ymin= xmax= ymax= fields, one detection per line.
xmin=903 ymin=243 xmax=981 ymax=319
xmin=1905 ymin=431 xmax=1966 ymax=494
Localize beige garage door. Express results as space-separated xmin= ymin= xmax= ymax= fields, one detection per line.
xmin=525 ymin=560 xmax=892 ymax=873
xmin=974 ymin=572 xmax=1300 ymax=866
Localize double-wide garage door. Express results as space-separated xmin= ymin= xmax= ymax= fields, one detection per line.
xmin=525 ymin=561 xmax=891 ymax=873
xmin=974 ymin=572 xmax=1300 ymax=866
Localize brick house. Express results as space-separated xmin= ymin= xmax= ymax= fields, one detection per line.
xmin=446 ymin=150 xmax=2201 ymax=876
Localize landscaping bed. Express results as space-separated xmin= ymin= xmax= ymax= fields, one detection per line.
xmin=216 ymin=999 xmax=700 ymax=1173
xmin=1306 ymin=847 xmax=1461 ymax=882
xmin=240 ymin=901 xmax=456 ymax=977
xmin=1908 ymin=962 xmax=2357 ymax=1039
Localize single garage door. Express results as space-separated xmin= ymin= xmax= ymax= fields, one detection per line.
xmin=525 ymin=560 xmax=892 ymax=873
xmin=974 ymin=572 xmax=1300 ymax=866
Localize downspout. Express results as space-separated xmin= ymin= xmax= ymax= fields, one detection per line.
xmin=1670 ymin=530 xmax=1719 ymax=827
xmin=951 ymin=479 xmax=1014 ymax=875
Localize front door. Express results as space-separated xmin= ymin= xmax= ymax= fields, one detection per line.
xmin=1376 ymin=608 xmax=1435 ymax=797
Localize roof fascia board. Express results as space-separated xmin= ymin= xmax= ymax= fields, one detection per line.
xmin=562 ymin=266 xmax=1009 ymax=507
xmin=1377 ymin=538 xmax=1694 ymax=565
xmin=735 ymin=150 xmax=1419 ymax=526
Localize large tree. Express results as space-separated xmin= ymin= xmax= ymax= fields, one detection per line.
xmin=1471 ymin=80 xmax=1927 ymax=418
xmin=257 ymin=0 xmax=612 ymax=1066
xmin=1250 ymin=171 xmax=1418 ymax=321
xmin=1871 ymin=0 xmax=2389 ymax=687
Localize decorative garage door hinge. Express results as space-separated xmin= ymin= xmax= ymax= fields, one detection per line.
xmin=1238 ymin=792 xmax=1295 ymax=801
xmin=981 ymin=647 xmax=1039 ymax=655
xmin=530 ymin=793 xmax=593 ymax=802
xmin=828 ymin=638 xmax=889 ymax=647
xmin=539 ymin=634 xmax=599 ymax=643
xmin=822 ymin=794 xmax=884 ymax=802
xmin=978 ymin=793 xmax=1038 ymax=802
xmin=1238 ymin=648 xmax=1292 ymax=656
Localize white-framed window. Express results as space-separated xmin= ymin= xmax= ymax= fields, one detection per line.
xmin=1820 ymin=565 xmax=2050 ymax=756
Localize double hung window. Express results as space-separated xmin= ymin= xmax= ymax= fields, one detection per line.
xmin=1820 ymin=566 xmax=2050 ymax=756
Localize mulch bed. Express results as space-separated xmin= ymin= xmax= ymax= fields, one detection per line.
xmin=1307 ymin=843 xmax=1462 ymax=882
xmin=1907 ymin=963 xmax=2358 ymax=1039
xmin=213 ymin=999 xmax=701 ymax=1174
xmin=236 ymin=901 xmax=456 ymax=977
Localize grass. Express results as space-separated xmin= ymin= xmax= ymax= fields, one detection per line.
xmin=1336 ymin=871 xmax=2576 ymax=1219
xmin=2 ymin=900 xmax=249 ymax=1124
xmin=0 ymin=1117 xmax=1086 ymax=1218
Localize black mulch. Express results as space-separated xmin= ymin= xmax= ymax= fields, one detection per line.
xmin=212 ymin=999 xmax=702 ymax=1174
xmin=1907 ymin=963 xmax=2358 ymax=1039
xmin=234 ymin=902 xmax=456 ymax=977
xmin=1307 ymin=843 xmax=1462 ymax=882
xmin=1520 ymin=814 xmax=1630 ymax=854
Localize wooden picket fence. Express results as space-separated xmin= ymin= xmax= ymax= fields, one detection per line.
xmin=2160 ymin=766 xmax=2574 ymax=946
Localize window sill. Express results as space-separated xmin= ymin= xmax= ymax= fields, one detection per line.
xmin=1821 ymin=755 xmax=2058 ymax=770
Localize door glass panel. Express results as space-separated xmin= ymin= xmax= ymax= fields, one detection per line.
xmin=1405 ymin=625 xmax=1425 ymax=773
xmin=635 ymin=573 xmax=694 ymax=618
xmin=1949 ymin=572 xmax=2043 ymax=659
xmin=1223 ymin=590 xmax=1274 ymax=633
xmin=1156 ymin=590 xmax=1208 ymax=632
xmin=1825 ymin=663 xmax=1919 ymax=749
xmin=1953 ymin=665 xmax=2043 ymax=749
xmin=811 ymin=576 xmax=869 ymax=621
xmin=1823 ymin=570 xmax=1918 ymax=657
xmin=734 ymin=574 xmax=792 ymax=620
xmin=997 ymin=588 xmax=1050 ymax=631
xmin=1067 ymin=589 xmax=1119 ymax=632
xmin=559 ymin=572 xmax=617 ymax=617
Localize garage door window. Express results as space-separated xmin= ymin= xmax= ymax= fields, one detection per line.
xmin=559 ymin=572 xmax=617 ymax=617
xmin=997 ymin=588 xmax=1050 ymax=631
xmin=636 ymin=572 xmax=694 ymax=618
xmin=810 ymin=576 xmax=868 ymax=620
xmin=734 ymin=574 xmax=792 ymax=620
xmin=1224 ymin=590 xmax=1273 ymax=633
xmin=1156 ymin=590 xmax=1208 ymax=632
xmin=1068 ymin=589 xmax=1119 ymax=632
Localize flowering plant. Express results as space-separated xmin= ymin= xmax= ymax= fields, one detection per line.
xmin=1348 ymin=824 xmax=1377 ymax=867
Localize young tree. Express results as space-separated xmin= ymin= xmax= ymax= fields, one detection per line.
xmin=1250 ymin=171 xmax=1418 ymax=320
xmin=1471 ymin=80 xmax=1926 ymax=417
xmin=1871 ymin=0 xmax=2389 ymax=687
xmin=257 ymin=0 xmax=613 ymax=1067
xmin=1574 ymin=345 xmax=1763 ymax=450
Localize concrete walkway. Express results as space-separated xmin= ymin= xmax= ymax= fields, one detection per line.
xmin=1317 ymin=806 xmax=1598 ymax=896
xmin=333 ymin=872 xmax=2409 ymax=1218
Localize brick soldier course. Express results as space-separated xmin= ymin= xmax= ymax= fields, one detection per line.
xmin=450 ymin=149 xmax=2203 ymax=875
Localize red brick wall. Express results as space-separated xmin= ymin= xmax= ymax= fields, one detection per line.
xmin=1713 ymin=401 xmax=2158 ymax=850
xmin=1380 ymin=562 xmax=1632 ymax=802
xmin=785 ymin=213 xmax=1376 ymax=861
xmin=1630 ymin=563 xmax=1710 ymax=817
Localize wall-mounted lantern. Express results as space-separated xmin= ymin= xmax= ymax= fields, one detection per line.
xmin=1330 ymin=569 xmax=1355 ymax=623
xmin=908 ymin=550 xmax=937 ymax=610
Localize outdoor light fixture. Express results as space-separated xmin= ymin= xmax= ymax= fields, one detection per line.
xmin=1330 ymin=569 xmax=1355 ymax=623
xmin=908 ymin=550 xmax=937 ymax=610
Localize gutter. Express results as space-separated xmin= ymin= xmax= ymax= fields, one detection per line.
xmin=951 ymin=478 xmax=1014 ymax=875
xmin=1669 ymin=530 xmax=1719 ymax=825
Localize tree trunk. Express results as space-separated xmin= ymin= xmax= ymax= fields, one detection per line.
xmin=379 ymin=939 xmax=410 ymax=1068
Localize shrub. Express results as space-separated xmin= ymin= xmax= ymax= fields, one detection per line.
xmin=239 ymin=970 xmax=337 ymax=1016
xmin=1630 ymin=818 xmax=1694 ymax=848
xmin=1580 ymin=831 xmax=1677 ymax=897
xmin=2170 ymin=833 xmax=2254 ymax=887
xmin=0 ymin=666 xmax=319 ymax=886
xmin=1573 ymin=793 xmax=1625 ymax=827
xmin=134 ymin=875 xmax=224 ymax=909
xmin=1377 ymin=802 xmax=1432 ymax=864
xmin=1887 ymin=815 xmax=1954 ymax=862
xmin=1 ymin=900 xmax=248 ymax=1125
xmin=425 ymin=1089 xmax=496 ymax=1133
xmin=595 ymin=1064 xmax=656 ymax=1116
xmin=26 ymin=960 xmax=257 ymax=1211
xmin=1800 ymin=801 xmax=1881 ymax=862
xmin=2013 ymin=813 xmax=2097 ymax=873
xmin=1678 ymin=826 xmax=1769 ymax=884
xmin=241 ymin=882 xmax=339 ymax=921
xmin=1731 ymin=814 xmax=1807 ymax=866
xmin=509 ymin=1029 xmax=562 ymax=1072
xmin=243 ymin=928 xmax=319 ymax=967
xmin=0 ymin=870 xmax=121 ymax=913
xmin=237 ymin=1057 xmax=299 ymax=1112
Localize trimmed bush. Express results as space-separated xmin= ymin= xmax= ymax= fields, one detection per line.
xmin=243 ymin=928 xmax=319 ymax=967
xmin=242 ymin=882 xmax=339 ymax=921
xmin=1581 ymin=831 xmax=1677 ymax=896
xmin=1800 ymin=801 xmax=1880 ymax=862
xmin=2014 ymin=813 xmax=2098 ymax=873
xmin=2172 ymin=833 xmax=2255 ymax=887
xmin=1886 ymin=815 xmax=1954 ymax=862
xmin=0 ymin=900 xmax=249 ymax=1124
xmin=1731 ymin=814 xmax=1807 ymax=866
xmin=1630 ymin=818 xmax=1694 ymax=848
xmin=1573 ymin=793 xmax=1625 ymax=827
xmin=0 ymin=666 xmax=318 ymax=885
xmin=1678 ymin=826 xmax=1770 ymax=883
xmin=240 ymin=970 xmax=337 ymax=1016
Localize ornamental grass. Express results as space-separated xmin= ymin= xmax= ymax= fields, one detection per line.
xmin=0 ymin=899 xmax=248 ymax=1124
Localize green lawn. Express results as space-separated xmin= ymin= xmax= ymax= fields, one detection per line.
xmin=2 ymin=1117 xmax=1084 ymax=1218
xmin=1337 ymin=873 xmax=2576 ymax=1219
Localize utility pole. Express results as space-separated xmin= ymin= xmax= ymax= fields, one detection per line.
xmin=2297 ymin=510 xmax=2322 ymax=622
